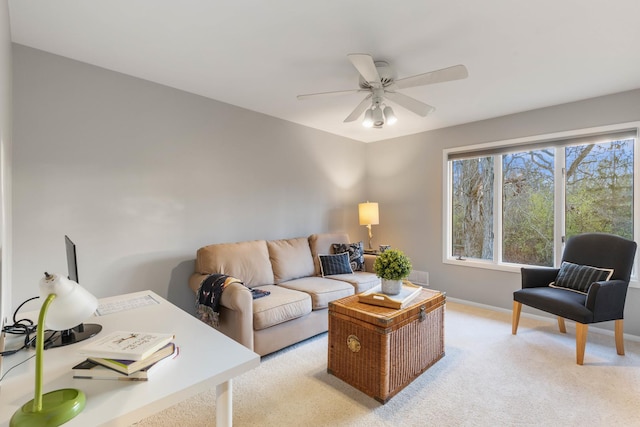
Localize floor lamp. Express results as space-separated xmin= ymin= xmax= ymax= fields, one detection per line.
xmin=358 ymin=201 xmax=379 ymax=250
xmin=11 ymin=272 xmax=99 ymax=427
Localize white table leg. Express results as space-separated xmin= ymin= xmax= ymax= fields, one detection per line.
xmin=216 ymin=379 xmax=232 ymax=427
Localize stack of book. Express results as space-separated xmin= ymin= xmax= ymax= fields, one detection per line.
xmin=72 ymin=330 xmax=177 ymax=381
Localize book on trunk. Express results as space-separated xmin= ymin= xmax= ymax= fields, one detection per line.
xmin=78 ymin=330 xmax=175 ymax=361
xmin=73 ymin=344 xmax=179 ymax=380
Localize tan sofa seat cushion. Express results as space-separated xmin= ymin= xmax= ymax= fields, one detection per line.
xmin=309 ymin=233 xmax=351 ymax=275
xmin=252 ymin=285 xmax=312 ymax=331
xmin=267 ymin=237 xmax=315 ymax=283
xmin=195 ymin=240 xmax=274 ymax=287
xmin=325 ymin=272 xmax=380 ymax=294
xmin=278 ymin=276 xmax=354 ymax=310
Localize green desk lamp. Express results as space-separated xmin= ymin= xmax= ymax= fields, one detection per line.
xmin=10 ymin=272 xmax=99 ymax=427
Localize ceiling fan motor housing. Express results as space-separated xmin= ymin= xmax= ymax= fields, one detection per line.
xmin=359 ymin=61 xmax=394 ymax=88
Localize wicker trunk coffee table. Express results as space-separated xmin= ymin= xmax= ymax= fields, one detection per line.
xmin=327 ymin=288 xmax=445 ymax=403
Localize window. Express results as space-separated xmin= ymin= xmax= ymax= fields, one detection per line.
xmin=445 ymin=123 xmax=638 ymax=275
xmin=451 ymin=156 xmax=494 ymax=260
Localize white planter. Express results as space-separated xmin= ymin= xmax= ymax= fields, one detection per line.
xmin=381 ymin=278 xmax=402 ymax=295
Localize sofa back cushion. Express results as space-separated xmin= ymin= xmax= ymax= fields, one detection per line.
xmin=267 ymin=237 xmax=315 ymax=283
xmin=308 ymin=233 xmax=351 ymax=275
xmin=195 ymin=240 xmax=274 ymax=287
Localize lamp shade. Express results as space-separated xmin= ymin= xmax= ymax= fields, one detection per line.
xmin=383 ymin=106 xmax=397 ymax=125
xmin=362 ymin=108 xmax=374 ymax=128
xmin=358 ymin=202 xmax=379 ymax=226
xmin=39 ymin=273 xmax=98 ymax=330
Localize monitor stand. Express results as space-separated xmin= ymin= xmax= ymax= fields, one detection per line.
xmin=41 ymin=323 xmax=103 ymax=349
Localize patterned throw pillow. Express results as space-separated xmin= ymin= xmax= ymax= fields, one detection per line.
xmin=332 ymin=242 xmax=365 ymax=272
xmin=318 ymin=253 xmax=353 ymax=276
xmin=549 ymin=261 xmax=614 ymax=294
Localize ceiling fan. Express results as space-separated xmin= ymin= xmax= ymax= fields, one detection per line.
xmin=297 ymin=53 xmax=468 ymax=128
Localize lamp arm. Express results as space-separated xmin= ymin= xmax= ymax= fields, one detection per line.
xmin=33 ymin=293 xmax=56 ymax=413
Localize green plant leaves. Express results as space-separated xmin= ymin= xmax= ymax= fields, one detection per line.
xmin=373 ymin=248 xmax=412 ymax=280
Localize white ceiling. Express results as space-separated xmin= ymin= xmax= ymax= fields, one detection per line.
xmin=8 ymin=1 xmax=640 ymax=143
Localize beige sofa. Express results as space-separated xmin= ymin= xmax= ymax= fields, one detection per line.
xmin=189 ymin=233 xmax=379 ymax=356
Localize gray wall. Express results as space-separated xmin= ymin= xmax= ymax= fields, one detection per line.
xmin=0 ymin=0 xmax=12 ymax=327
xmin=12 ymin=45 xmax=366 ymax=314
xmin=366 ymin=89 xmax=640 ymax=336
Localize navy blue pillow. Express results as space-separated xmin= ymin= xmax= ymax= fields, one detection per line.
xmin=319 ymin=253 xmax=353 ymax=276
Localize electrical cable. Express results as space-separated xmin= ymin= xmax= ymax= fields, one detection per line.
xmin=0 ymin=353 xmax=36 ymax=382
xmin=0 ymin=296 xmax=40 ymax=384
xmin=1 ymin=296 xmax=39 ymax=356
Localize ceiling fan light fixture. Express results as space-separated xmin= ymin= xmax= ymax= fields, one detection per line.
xmin=372 ymin=106 xmax=384 ymax=127
xmin=362 ymin=108 xmax=374 ymax=128
xmin=383 ymin=106 xmax=397 ymax=125
xmin=298 ymin=54 xmax=467 ymax=128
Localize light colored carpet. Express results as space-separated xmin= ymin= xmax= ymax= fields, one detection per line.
xmin=133 ymin=302 xmax=640 ymax=426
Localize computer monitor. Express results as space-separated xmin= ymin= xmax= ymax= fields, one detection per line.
xmin=43 ymin=236 xmax=102 ymax=349
xmin=65 ymin=235 xmax=78 ymax=283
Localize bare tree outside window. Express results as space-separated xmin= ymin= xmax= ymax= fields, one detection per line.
xmin=451 ymin=157 xmax=494 ymax=260
xmin=449 ymin=135 xmax=635 ymax=268
xmin=502 ymin=149 xmax=554 ymax=266
xmin=565 ymin=139 xmax=634 ymax=241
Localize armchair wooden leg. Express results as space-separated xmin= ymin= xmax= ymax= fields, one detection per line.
xmin=615 ymin=319 xmax=625 ymax=356
xmin=575 ymin=323 xmax=588 ymax=365
xmin=557 ymin=317 xmax=566 ymax=333
xmin=512 ymin=301 xmax=522 ymax=335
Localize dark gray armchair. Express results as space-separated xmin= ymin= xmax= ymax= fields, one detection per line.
xmin=512 ymin=233 xmax=637 ymax=365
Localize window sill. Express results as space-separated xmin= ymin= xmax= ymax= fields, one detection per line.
xmin=443 ymin=257 xmax=640 ymax=289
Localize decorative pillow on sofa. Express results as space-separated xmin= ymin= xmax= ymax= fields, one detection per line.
xmin=549 ymin=261 xmax=614 ymax=294
xmin=332 ymin=241 xmax=365 ymax=272
xmin=319 ymin=252 xmax=354 ymax=276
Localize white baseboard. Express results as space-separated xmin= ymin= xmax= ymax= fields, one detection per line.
xmin=447 ymin=296 xmax=640 ymax=343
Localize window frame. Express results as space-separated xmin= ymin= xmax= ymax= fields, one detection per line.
xmin=442 ymin=121 xmax=640 ymax=287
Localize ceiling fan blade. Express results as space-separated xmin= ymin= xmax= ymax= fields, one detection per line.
xmin=297 ymin=88 xmax=366 ymax=100
xmin=384 ymin=91 xmax=435 ymax=117
xmin=344 ymin=93 xmax=373 ymax=122
xmin=348 ymin=53 xmax=381 ymax=87
xmin=394 ymin=64 xmax=468 ymax=90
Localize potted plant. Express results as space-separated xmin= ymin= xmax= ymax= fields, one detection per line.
xmin=373 ymin=248 xmax=412 ymax=295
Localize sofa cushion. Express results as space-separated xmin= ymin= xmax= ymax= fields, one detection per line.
xmin=195 ymin=240 xmax=274 ymax=288
xmin=549 ymin=261 xmax=614 ymax=294
xmin=332 ymin=241 xmax=365 ymax=271
xmin=325 ymin=271 xmax=380 ymax=293
xmin=278 ymin=276 xmax=354 ymax=310
xmin=251 ymin=285 xmax=312 ymax=331
xmin=309 ymin=233 xmax=351 ymax=275
xmin=319 ymin=253 xmax=353 ymax=276
xmin=267 ymin=237 xmax=315 ymax=283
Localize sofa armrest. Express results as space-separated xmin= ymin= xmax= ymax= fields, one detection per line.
xmin=219 ymin=281 xmax=253 ymax=310
xmin=520 ymin=267 xmax=559 ymax=289
xmin=586 ymin=279 xmax=628 ymax=319
xmin=364 ymin=254 xmax=377 ymax=273
xmin=189 ymin=273 xmax=253 ymax=311
xmin=218 ymin=282 xmax=254 ymax=350
xmin=189 ymin=274 xmax=255 ymax=351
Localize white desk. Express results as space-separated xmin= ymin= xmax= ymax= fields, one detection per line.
xmin=0 ymin=290 xmax=260 ymax=426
